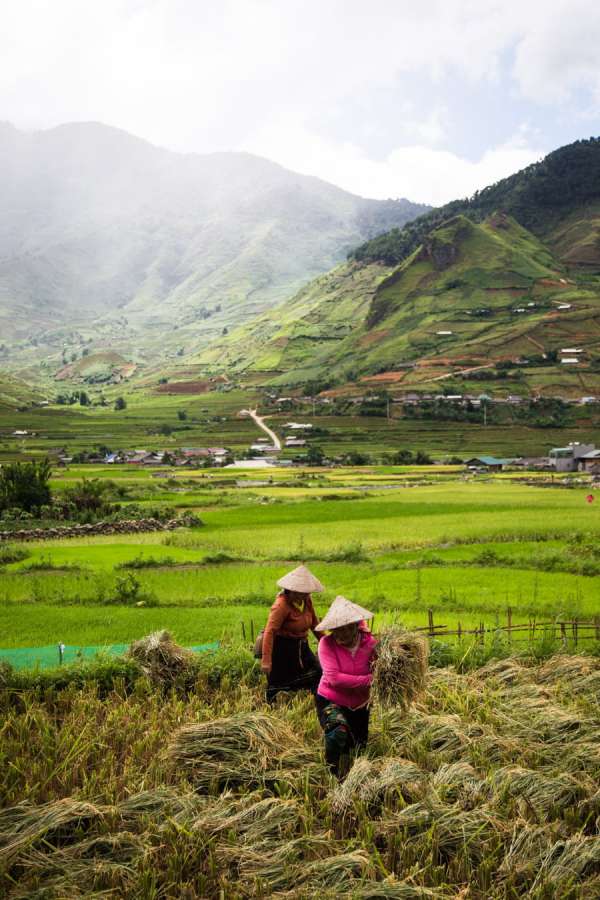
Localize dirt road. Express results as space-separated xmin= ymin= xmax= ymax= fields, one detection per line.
xmin=239 ymin=408 xmax=282 ymax=450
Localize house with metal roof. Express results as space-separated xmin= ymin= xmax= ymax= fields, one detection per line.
xmin=464 ymin=456 xmax=512 ymax=470
xmin=549 ymin=442 xmax=596 ymax=472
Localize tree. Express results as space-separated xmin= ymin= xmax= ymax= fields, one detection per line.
xmin=414 ymin=451 xmax=433 ymax=465
xmin=392 ymin=449 xmax=414 ymax=465
xmin=305 ymin=445 xmax=325 ymax=466
xmin=177 ymin=410 xmax=187 ymax=421
xmin=79 ymin=391 xmax=90 ymax=406
xmin=0 ymin=459 xmax=52 ymax=513
xmin=114 ymin=397 xmax=127 ymax=411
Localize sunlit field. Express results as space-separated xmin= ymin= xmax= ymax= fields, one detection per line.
xmin=2 ymin=470 xmax=598 ymax=650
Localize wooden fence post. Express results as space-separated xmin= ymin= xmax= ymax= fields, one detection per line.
xmin=457 ymin=621 xmax=462 ymax=641
xmin=428 ymin=608 xmax=435 ymax=637
xmin=241 ymin=621 xmax=246 ymax=641
xmin=560 ymin=621 xmax=567 ymax=645
xmin=507 ymin=607 xmax=513 ymax=645
xmin=595 ymin=616 xmax=600 ymax=642
xmin=250 ymin=619 xmax=255 ymax=643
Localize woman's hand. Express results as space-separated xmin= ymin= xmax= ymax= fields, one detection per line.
xmin=261 ymin=663 xmax=271 ymax=674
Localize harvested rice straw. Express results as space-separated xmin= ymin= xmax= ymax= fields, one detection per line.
xmin=331 ymin=757 xmax=428 ymax=817
xmin=369 ymin=758 xmax=428 ymax=806
xmin=19 ymin=832 xmax=145 ymax=875
xmin=191 ymin=793 xmax=300 ymax=843
xmin=535 ymin=654 xmax=600 ymax=686
xmin=0 ymin=798 xmax=105 ymax=866
xmin=217 ymin=834 xmax=334 ymax=889
xmin=497 ymin=823 xmax=564 ymax=884
xmin=472 ymin=658 xmax=528 ymax=686
xmin=372 ymin=630 xmax=429 ymax=712
xmin=350 ymin=881 xmax=450 ymax=899
xmin=531 ymin=834 xmax=600 ymax=887
xmin=270 ymin=849 xmax=375 ymax=896
xmin=117 ymin=788 xmax=207 ymax=826
xmin=127 ymin=629 xmax=194 ymax=684
xmin=430 ymin=761 xmax=489 ymax=806
xmin=426 ymin=806 xmax=507 ymax=863
xmin=331 ymin=758 xmax=375 ymax=816
xmin=168 ymin=712 xmax=318 ymax=788
xmin=492 ymin=765 xmax=587 ymax=814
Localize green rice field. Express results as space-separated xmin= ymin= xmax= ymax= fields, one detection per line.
xmin=2 ymin=471 xmax=599 ymax=651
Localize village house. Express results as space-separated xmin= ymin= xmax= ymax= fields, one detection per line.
xmin=464 ymin=455 xmax=512 ymax=471
xmin=549 ymin=442 xmax=596 ymax=472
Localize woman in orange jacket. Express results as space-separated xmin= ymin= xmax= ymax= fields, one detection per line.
xmin=261 ymin=565 xmax=323 ymax=703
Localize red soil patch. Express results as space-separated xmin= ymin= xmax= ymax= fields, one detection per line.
xmin=361 ymin=371 xmax=409 ymax=383
xmin=358 ymin=329 xmax=390 ymax=347
xmin=156 ymin=381 xmax=212 ymax=394
xmin=537 ymin=279 xmax=570 ymax=289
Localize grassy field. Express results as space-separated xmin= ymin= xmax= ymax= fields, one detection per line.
xmin=2 ymin=472 xmax=599 ymax=651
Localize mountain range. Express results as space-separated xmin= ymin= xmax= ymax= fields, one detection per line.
xmin=199 ymin=138 xmax=600 ymax=399
xmin=0 ymin=121 xmax=427 ymax=362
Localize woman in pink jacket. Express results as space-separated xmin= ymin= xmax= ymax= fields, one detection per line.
xmin=315 ymin=596 xmax=377 ymax=777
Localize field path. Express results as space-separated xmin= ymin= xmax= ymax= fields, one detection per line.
xmin=240 ymin=408 xmax=282 ymax=450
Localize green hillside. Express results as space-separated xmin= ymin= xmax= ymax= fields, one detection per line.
xmin=0 ymin=372 xmax=44 ymax=410
xmin=351 ymin=137 xmax=600 ymax=268
xmin=0 ymin=122 xmax=427 ymax=371
xmin=198 ymin=138 xmax=600 ymax=398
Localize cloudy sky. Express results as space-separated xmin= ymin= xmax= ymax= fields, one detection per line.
xmin=3 ymin=0 xmax=600 ymax=204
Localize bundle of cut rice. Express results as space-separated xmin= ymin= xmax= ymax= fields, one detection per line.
xmin=191 ymin=792 xmax=300 ymax=844
xmin=168 ymin=712 xmax=318 ymax=788
xmin=372 ymin=630 xmax=429 ymax=711
xmin=331 ymin=757 xmax=428 ymax=817
xmin=0 ymin=798 xmax=105 ymax=866
xmin=492 ymin=765 xmax=588 ymax=814
xmin=431 ymin=761 xmax=489 ymax=806
xmin=127 ymin=630 xmax=194 ymax=684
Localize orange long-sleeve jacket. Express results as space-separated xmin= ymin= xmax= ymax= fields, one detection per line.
xmin=261 ymin=593 xmax=319 ymax=670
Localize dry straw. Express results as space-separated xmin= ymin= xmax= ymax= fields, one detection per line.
xmin=0 ymin=798 xmax=105 ymax=867
xmin=331 ymin=757 xmax=427 ymax=816
xmin=127 ymin=629 xmax=194 ymax=684
xmin=372 ymin=630 xmax=429 ymax=711
xmin=168 ymin=711 xmax=318 ymax=788
xmin=492 ymin=765 xmax=587 ymax=814
xmin=191 ymin=792 xmax=300 ymax=843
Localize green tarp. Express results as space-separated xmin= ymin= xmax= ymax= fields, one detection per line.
xmin=0 ymin=642 xmax=219 ymax=671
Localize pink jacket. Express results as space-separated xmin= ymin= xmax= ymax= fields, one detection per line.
xmin=317 ymin=628 xmax=378 ymax=710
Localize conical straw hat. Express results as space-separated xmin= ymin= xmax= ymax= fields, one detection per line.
xmin=277 ymin=564 xmax=324 ymax=593
xmin=315 ymin=595 xmax=373 ymax=632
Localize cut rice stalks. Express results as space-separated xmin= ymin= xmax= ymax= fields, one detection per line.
xmin=372 ymin=630 xmax=429 ymax=712
xmin=127 ymin=629 xmax=195 ymax=685
xmin=168 ymin=712 xmax=319 ymax=789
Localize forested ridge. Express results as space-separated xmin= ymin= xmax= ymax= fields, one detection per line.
xmin=351 ymin=137 xmax=600 ymax=266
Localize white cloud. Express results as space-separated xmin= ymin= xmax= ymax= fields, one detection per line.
xmin=512 ymin=0 xmax=600 ymax=109
xmin=242 ymin=121 xmax=546 ymax=204
xmin=0 ymin=0 xmax=596 ymax=202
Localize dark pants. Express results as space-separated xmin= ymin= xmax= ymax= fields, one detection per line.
xmin=316 ymin=693 xmax=370 ymax=777
xmin=266 ymin=635 xmax=321 ymax=704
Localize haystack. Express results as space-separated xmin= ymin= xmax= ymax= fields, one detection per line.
xmin=372 ymin=630 xmax=429 ymax=711
xmin=168 ymin=712 xmax=318 ymax=788
xmin=127 ymin=630 xmax=194 ymax=684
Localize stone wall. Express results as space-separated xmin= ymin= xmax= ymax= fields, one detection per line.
xmin=0 ymin=514 xmax=199 ymax=542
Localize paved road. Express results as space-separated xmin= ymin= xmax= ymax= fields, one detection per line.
xmin=240 ymin=408 xmax=282 ymax=450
